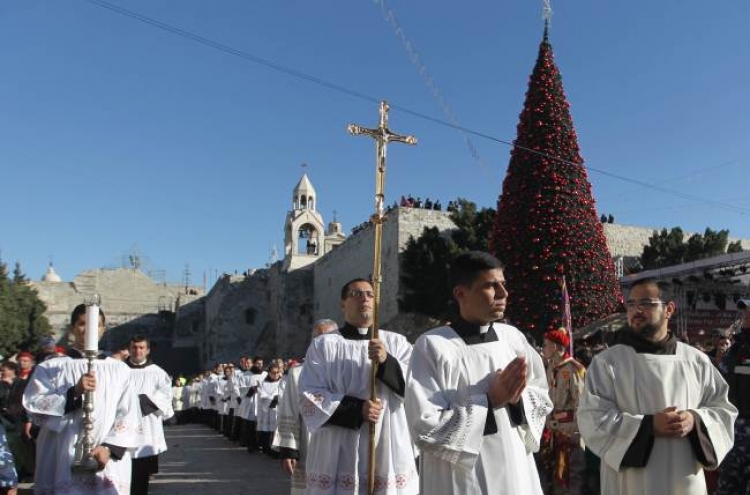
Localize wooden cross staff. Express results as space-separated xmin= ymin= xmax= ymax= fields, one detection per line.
xmin=348 ymin=100 xmax=416 ymax=495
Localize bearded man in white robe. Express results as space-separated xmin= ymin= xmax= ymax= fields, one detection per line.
xmin=578 ymin=277 xmax=737 ymax=495
xmin=405 ymin=251 xmax=552 ymax=495
xmin=23 ymin=304 xmax=141 ymax=495
xmin=125 ymin=335 xmax=173 ymax=495
xmin=299 ymin=278 xmax=418 ymax=495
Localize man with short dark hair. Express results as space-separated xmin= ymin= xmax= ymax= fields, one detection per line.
xmin=23 ymin=304 xmax=139 ymax=495
xmin=299 ymin=278 xmax=418 ymax=494
xmin=14 ymin=354 xmax=34 ymax=382
xmin=579 ymin=278 xmax=737 ymax=495
xmin=405 ymin=251 xmax=552 ymax=495
xmin=240 ymin=356 xmax=266 ymax=452
xmin=126 ymin=336 xmax=173 ymax=495
xmin=257 ymin=363 xmax=283 ymax=455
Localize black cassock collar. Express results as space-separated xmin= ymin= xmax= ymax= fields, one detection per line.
xmin=450 ymin=317 xmax=498 ymax=346
xmin=339 ymin=322 xmax=372 ymax=341
xmin=126 ymin=358 xmax=154 ymax=369
xmin=615 ymin=327 xmax=677 ymax=355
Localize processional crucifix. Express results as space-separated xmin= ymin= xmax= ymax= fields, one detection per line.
xmin=348 ymin=100 xmax=417 ymax=495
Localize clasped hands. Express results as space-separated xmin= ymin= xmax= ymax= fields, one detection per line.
xmin=487 ymin=356 xmax=527 ymax=409
xmin=653 ymin=406 xmax=695 ymax=438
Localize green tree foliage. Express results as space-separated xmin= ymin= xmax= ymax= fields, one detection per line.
xmin=400 ymin=227 xmax=455 ymax=320
xmin=449 ymin=199 xmax=496 ymax=252
xmin=641 ymin=228 xmax=686 ymax=269
xmin=399 ymin=199 xmax=496 ymax=320
xmin=0 ymin=261 xmax=52 ymax=357
xmin=727 ymin=240 xmax=744 ymax=253
xmin=641 ymin=227 xmax=735 ymax=270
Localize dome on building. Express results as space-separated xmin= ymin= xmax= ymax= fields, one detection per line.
xmin=42 ymin=263 xmax=62 ymax=283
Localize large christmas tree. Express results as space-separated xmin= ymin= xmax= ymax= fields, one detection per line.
xmin=492 ymin=24 xmax=622 ymax=340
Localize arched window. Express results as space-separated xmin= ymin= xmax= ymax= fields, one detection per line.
xmin=298 ymin=224 xmax=319 ymax=255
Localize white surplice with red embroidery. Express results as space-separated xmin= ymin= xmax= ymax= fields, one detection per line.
xmin=23 ymin=356 xmax=141 ymax=495
xmin=299 ymin=330 xmax=418 ymax=495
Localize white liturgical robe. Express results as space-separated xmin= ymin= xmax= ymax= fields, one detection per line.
xmin=127 ymin=361 xmax=174 ymax=458
xmin=23 ymin=355 xmax=141 ymax=495
xmin=300 ymin=329 xmax=418 ymax=495
xmin=578 ymin=342 xmax=737 ymax=495
xmin=240 ymin=371 xmax=267 ymax=421
xmin=273 ymin=364 xmax=308 ymax=495
xmin=405 ymin=323 xmax=552 ymax=495
xmin=257 ymin=377 xmax=284 ymax=432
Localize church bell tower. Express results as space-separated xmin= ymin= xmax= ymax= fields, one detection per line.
xmin=283 ymin=173 xmax=326 ymax=271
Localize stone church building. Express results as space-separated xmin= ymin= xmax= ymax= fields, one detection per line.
xmin=174 ymin=173 xmax=750 ymax=370
xmin=29 ymin=173 xmax=750 ymax=374
xmin=173 ymin=173 xmax=458 ymax=368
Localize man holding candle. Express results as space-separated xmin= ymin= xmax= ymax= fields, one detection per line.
xmin=23 ymin=303 xmax=141 ymax=495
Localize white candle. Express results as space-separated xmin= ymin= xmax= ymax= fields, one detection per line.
xmin=84 ymin=304 xmax=100 ymax=351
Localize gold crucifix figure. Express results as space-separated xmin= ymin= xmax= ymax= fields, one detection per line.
xmin=348 ymin=101 xmax=417 ymax=222
xmin=348 ymin=100 xmax=417 ymax=495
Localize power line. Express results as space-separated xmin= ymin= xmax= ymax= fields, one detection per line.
xmin=80 ymin=0 xmax=750 ymax=216
xmin=374 ymin=0 xmax=492 ymax=177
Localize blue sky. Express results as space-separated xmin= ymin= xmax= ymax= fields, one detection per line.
xmin=2 ymin=0 xmax=749 ymax=286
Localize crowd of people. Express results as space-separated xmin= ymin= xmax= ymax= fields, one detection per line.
xmin=2 ymin=250 xmax=748 ymax=495
xmin=350 ymin=196 xmax=459 ymax=235
xmin=398 ymin=195 xmax=454 ymax=212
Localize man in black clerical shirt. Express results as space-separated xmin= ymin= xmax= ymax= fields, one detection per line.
xmin=298 ymin=278 xmax=419 ymax=494
xmin=405 ymin=251 xmax=551 ymax=495
xmin=126 ymin=336 xmax=173 ymax=495
xmin=322 ymin=279 xmax=406 ymax=428
xmin=579 ymin=278 xmax=737 ymax=495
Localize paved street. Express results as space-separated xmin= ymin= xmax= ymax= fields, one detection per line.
xmin=150 ymin=423 xmax=291 ymax=495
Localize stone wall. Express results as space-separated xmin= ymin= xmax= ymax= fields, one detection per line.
xmin=603 ymin=223 xmax=750 ymax=260
xmin=266 ymin=265 xmax=315 ymax=359
xmin=30 ymin=268 xmax=203 ymax=340
xmin=190 ymin=266 xmax=315 ymax=368
xmin=313 ymin=207 xmax=457 ymax=329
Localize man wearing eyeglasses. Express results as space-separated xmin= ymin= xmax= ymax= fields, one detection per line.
xmin=578 ymin=277 xmax=737 ymax=495
xmin=299 ymin=278 xmax=418 ymax=495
